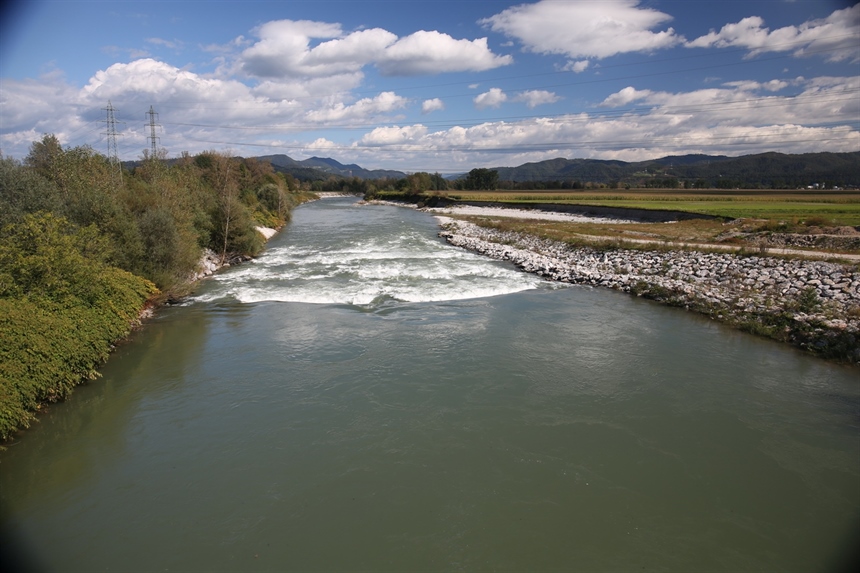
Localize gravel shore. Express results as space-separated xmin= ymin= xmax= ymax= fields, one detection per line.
xmin=437 ymin=216 xmax=860 ymax=363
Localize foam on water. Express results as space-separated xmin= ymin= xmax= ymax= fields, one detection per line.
xmin=193 ymin=200 xmax=547 ymax=306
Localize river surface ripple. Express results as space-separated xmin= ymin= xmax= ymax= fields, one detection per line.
xmin=1 ymin=197 xmax=858 ymax=572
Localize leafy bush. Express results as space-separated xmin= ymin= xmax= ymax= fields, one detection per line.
xmin=0 ymin=156 xmax=64 ymax=228
xmin=0 ymin=213 xmax=157 ymax=440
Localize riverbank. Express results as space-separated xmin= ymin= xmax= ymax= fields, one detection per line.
xmin=437 ymin=216 xmax=860 ymax=364
xmin=0 ymin=225 xmax=283 ymax=444
xmin=188 ymin=226 xmax=278 ymax=283
xmin=0 ymin=268 xmax=158 ymax=442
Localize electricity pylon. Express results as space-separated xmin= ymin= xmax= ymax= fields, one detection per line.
xmin=103 ymin=100 xmax=123 ymax=186
xmin=146 ymin=105 xmax=161 ymax=159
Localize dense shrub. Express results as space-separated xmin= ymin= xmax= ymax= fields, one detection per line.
xmin=0 ymin=213 xmax=157 ymax=440
xmin=0 ymin=156 xmax=64 ymax=227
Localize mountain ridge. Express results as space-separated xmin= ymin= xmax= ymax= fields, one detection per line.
xmin=256 ymin=154 xmax=406 ymax=180
xmin=488 ymin=151 xmax=859 ymax=187
xmin=251 ymin=151 xmax=858 ymax=187
xmin=124 ymin=151 xmax=859 ymax=188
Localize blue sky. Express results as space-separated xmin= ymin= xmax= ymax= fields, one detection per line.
xmin=1 ymin=0 xmax=858 ymax=172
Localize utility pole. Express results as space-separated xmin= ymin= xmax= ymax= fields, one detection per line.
xmin=146 ymin=105 xmax=161 ymax=159
xmin=103 ymin=100 xmax=123 ymax=186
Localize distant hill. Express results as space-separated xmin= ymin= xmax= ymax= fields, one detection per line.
xmin=494 ymin=157 xmax=630 ymax=183
xmin=123 ymin=151 xmax=858 ymax=189
xmin=649 ymin=154 xmax=732 ymax=166
xmin=491 ymin=152 xmax=860 ymax=188
xmin=256 ymin=154 xmax=405 ymax=181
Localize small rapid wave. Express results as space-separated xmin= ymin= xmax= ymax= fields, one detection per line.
xmin=193 ymin=199 xmax=546 ymax=306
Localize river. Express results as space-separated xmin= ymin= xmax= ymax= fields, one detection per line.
xmin=1 ymin=197 xmax=858 ymax=572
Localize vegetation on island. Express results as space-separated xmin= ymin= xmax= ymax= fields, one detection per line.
xmin=0 ymin=135 xmax=315 ymax=441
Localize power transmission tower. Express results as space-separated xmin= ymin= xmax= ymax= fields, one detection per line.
xmin=103 ymin=100 xmax=123 ymax=186
xmin=146 ymin=105 xmax=161 ymax=159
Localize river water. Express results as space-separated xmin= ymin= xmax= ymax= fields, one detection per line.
xmin=1 ymin=197 xmax=858 ymax=572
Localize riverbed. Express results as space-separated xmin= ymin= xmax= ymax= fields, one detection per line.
xmin=1 ymin=197 xmax=858 ymax=572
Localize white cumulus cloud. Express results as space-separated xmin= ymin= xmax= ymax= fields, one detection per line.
xmin=598 ymin=76 xmax=859 ymax=129
xmin=359 ymin=124 xmax=429 ymax=146
xmin=376 ymin=30 xmax=513 ymax=75
xmin=422 ymin=98 xmax=445 ymax=114
xmin=600 ymin=86 xmax=653 ymax=107
xmin=687 ymin=4 xmax=860 ymax=62
xmin=304 ymin=91 xmax=408 ymax=123
xmin=563 ymin=60 xmax=590 ymax=73
xmin=81 ymin=58 xmax=251 ymax=104
xmin=723 ymin=79 xmax=790 ymax=92
xmin=240 ymin=20 xmax=391 ymax=78
xmin=0 ymin=56 xmax=417 ymax=161
xmin=474 ymin=88 xmax=508 ymax=109
xmin=513 ymin=90 xmax=561 ymax=108
xmin=339 ymin=75 xmax=859 ymax=170
xmin=480 ymin=0 xmax=682 ymax=68
xmin=237 ymin=20 xmax=512 ymax=80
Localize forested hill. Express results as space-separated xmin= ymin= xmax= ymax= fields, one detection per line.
xmin=254 ymin=151 xmax=859 ymax=188
xmin=256 ymin=154 xmax=406 ymax=181
xmin=492 ymin=152 xmax=860 ymax=188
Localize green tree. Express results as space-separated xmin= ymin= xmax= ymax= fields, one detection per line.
xmin=430 ymin=172 xmax=449 ymax=191
xmin=136 ymin=207 xmax=182 ymax=287
xmin=464 ymin=168 xmax=499 ymax=190
xmin=195 ymin=152 xmax=263 ymax=261
xmin=404 ymin=172 xmax=433 ymax=192
xmin=23 ymin=136 xmax=144 ymax=271
xmin=0 ymin=156 xmax=63 ymax=227
xmin=24 ymin=134 xmax=64 ymax=182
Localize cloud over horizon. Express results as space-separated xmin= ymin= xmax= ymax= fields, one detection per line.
xmin=0 ymin=1 xmax=857 ymax=171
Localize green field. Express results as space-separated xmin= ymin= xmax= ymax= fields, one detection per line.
xmin=448 ymin=190 xmax=860 ymax=225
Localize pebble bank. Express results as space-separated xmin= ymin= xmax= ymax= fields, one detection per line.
xmin=438 ymin=217 xmax=860 ymax=363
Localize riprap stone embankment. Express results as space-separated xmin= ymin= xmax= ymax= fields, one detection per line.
xmin=438 ymin=217 xmax=860 ymax=363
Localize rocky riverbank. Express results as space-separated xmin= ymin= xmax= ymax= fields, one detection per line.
xmin=189 ymin=226 xmax=277 ymax=282
xmin=438 ymin=217 xmax=860 ymax=363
